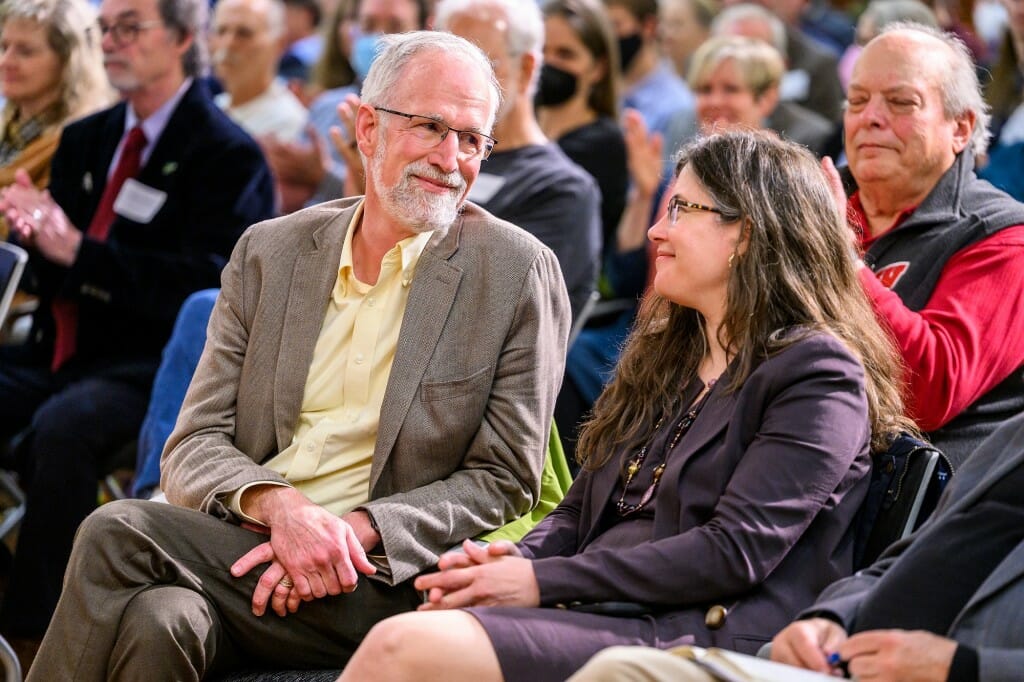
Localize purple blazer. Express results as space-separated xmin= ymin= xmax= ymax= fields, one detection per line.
xmin=519 ymin=331 xmax=873 ymax=653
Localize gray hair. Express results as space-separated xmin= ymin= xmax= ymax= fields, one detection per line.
xmin=359 ymin=30 xmax=502 ymax=130
xmin=157 ymin=0 xmax=208 ymax=77
xmin=876 ymin=22 xmax=990 ymax=155
xmin=0 ymin=0 xmax=113 ymax=120
xmin=435 ymin=0 xmax=544 ymax=59
xmin=711 ymin=3 xmax=787 ymax=55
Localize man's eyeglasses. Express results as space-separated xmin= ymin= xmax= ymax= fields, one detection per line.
xmin=374 ymin=107 xmax=497 ymax=160
xmin=98 ymin=19 xmax=162 ymax=47
xmin=667 ymin=196 xmax=722 ymax=224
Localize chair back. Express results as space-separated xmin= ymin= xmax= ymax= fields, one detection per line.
xmin=0 ymin=242 xmax=28 ymax=328
xmin=853 ymin=432 xmax=953 ymax=570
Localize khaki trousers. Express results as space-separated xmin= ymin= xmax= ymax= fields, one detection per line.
xmin=28 ymin=499 xmax=420 ymax=681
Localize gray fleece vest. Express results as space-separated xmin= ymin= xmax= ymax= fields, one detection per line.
xmin=859 ymin=151 xmax=1024 ymax=468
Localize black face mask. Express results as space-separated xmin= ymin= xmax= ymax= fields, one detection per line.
xmin=618 ymin=32 xmax=643 ymax=72
xmin=534 ymin=63 xmax=579 ymax=107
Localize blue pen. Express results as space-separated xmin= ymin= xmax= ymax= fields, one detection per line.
xmin=827 ymin=652 xmax=850 ymax=677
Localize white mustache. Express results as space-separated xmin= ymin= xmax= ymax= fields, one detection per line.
xmin=404 ymin=161 xmax=465 ymax=192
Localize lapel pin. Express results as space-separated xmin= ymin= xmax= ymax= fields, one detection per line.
xmin=162 ymin=161 xmax=178 ymax=176
xmin=82 ymin=172 xmax=93 ymax=192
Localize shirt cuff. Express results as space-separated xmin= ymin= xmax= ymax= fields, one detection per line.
xmin=227 ymin=481 xmax=292 ymax=526
xmin=946 ymin=645 xmax=978 ymax=682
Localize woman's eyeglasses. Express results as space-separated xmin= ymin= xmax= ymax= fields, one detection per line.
xmin=667 ymin=196 xmax=722 ymax=224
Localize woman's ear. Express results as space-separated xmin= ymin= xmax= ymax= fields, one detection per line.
xmin=735 ymin=220 xmax=752 ymax=256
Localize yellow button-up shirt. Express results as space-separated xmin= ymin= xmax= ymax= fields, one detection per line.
xmin=231 ymin=203 xmax=434 ymax=519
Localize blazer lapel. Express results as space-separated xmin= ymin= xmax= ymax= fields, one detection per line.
xmin=370 ymin=222 xmax=463 ymax=490
xmin=81 ymin=105 xmax=126 ymax=220
xmin=665 ymin=384 xmax=732 ymax=475
xmin=135 ymin=82 xmax=202 ymax=192
xmin=578 ymin=381 xmax=730 ymax=547
xmin=272 ymin=205 xmax=353 ymax=450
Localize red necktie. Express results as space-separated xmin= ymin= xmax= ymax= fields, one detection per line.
xmin=51 ymin=126 xmax=148 ymax=371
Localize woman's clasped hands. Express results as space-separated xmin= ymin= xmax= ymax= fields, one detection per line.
xmin=414 ymin=539 xmax=540 ymax=611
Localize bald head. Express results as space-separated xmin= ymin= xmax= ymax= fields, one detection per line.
xmin=211 ymin=0 xmax=285 ymax=99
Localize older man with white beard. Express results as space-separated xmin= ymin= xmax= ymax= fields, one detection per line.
xmin=27 ymin=30 xmax=570 ymax=681
xmin=210 ymin=0 xmax=306 ymax=141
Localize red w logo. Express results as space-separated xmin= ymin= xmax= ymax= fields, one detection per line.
xmin=874 ymin=261 xmax=910 ymax=289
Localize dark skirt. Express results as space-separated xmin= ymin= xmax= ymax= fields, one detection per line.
xmin=467 ymin=605 xmax=698 ymax=682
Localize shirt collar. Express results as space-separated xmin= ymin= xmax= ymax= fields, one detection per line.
xmin=849 ymin=190 xmax=919 ymax=248
xmin=124 ymin=77 xmax=193 ymax=161
xmin=334 ymin=202 xmax=435 ymax=302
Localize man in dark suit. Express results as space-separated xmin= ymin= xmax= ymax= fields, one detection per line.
xmin=0 ymin=0 xmax=274 ymax=645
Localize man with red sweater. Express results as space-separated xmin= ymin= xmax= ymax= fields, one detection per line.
xmin=836 ymin=23 xmax=1024 ymax=468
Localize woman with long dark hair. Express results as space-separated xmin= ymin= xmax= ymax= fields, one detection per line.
xmin=335 ymin=130 xmax=914 ymax=682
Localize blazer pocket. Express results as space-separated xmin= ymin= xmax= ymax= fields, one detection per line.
xmin=419 ymin=365 xmax=493 ymax=402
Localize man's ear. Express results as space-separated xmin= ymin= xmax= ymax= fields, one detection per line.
xmin=951 ymin=110 xmax=975 ymax=155
xmin=519 ymin=50 xmax=538 ymax=97
xmin=174 ymin=28 xmax=194 ymax=58
xmin=354 ymin=103 xmax=378 ymax=157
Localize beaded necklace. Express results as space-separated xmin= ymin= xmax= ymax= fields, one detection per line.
xmin=616 ymin=380 xmax=716 ymax=517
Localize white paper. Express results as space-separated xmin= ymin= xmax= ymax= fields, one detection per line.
xmin=467 ymin=173 xmax=506 ymax=204
xmin=113 ymin=178 xmax=167 ymax=223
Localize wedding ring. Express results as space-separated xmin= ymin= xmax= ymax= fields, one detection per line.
xmin=32 ymin=208 xmax=43 ymax=221
xmin=278 ymin=575 xmax=294 ymax=589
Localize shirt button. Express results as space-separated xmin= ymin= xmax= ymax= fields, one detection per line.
xmin=367 ymin=297 xmax=376 ymax=307
xmin=305 ymin=442 xmax=315 ymax=452
xmin=354 ymin=353 xmax=364 ymax=364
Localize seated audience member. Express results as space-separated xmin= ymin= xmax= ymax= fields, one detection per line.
xmin=603 ymin=0 xmax=694 ymax=139
xmin=210 ymin=0 xmax=307 ymax=142
xmin=833 ymin=23 xmax=1024 ymax=467
xmin=0 ymin=0 xmax=112 ymax=206
xmin=28 ymin=30 xmax=570 ymax=680
xmin=659 ymin=0 xmax=718 ymax=82
xmin=751 ymin=0 xmax=844 ymax=122
xmin=437 ymin=0 xmax=602 ymax=323
xmin=263 ymin=0 xmax=429 ymax=212
xmin=708 ymin=4 xmax=838 ymax=156
xmin=335 ymin=129 xmax=914 ymax=682
xmin=536 ymin=0 xmax=627 ymax=256
xmin=571 ymin=410 xmax=1024 ymax=682
xmin=277 ymin=0 xmax=322 ymax=83
xmin=0 ymin=0 xmax=275 ymax=644
xmin=837 ymin=0 xmax=939 ymax=91
xmin=130 ymin=288 xmax=219 ymax=499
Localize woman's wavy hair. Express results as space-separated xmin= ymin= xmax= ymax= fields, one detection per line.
xmin=310 ymin=0 xmax=357 ymax=91
xmin=578 ymin=130 xmax=915 ymax=470
xmin=541 ymin=0 xmax=621 ymax=119
xmin=0 ymin=0 xmax=112 ymax=121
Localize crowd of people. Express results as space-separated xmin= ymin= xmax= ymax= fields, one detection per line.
xmin=0 ymin=0 xmax=1023 ymax=680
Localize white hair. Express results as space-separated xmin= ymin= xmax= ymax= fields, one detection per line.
xmin=711 ymin=3 xmax=788 ymax=55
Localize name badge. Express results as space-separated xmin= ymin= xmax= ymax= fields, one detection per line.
xmin=113 ymin=178 xmax=168 ymax=223
xmin=467 ymin=173 xmax=506 ymax=204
